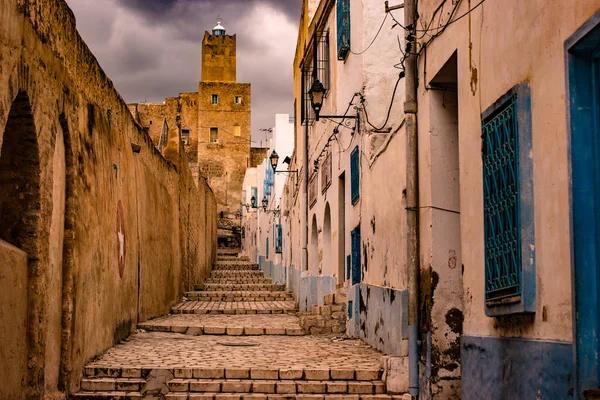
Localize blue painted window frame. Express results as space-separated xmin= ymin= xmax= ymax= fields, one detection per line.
xmin=266 ymin=238 xmax=269 ymax=259
xmin=482 ymin=82 xmax=535 ymax=317
xmin=351 ymin=226 xmax=361 ymax=285
xmin=351 ymin=146 xmax=360 ymax=205
xmin=337 ymin=0 xmax=351 ymax=60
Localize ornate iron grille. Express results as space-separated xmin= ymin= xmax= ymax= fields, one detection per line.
xmin=482 ymin=94 xmax=521 ymax=302
xmin=337 ymin=0 xmax=351 ymax=60
xmin=301 ymin=31 xmax=330 ymax=126
xmin=351 ymin=146 xmax=360 ymax=204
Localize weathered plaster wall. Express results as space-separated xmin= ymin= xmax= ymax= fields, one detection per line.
xmin=0 ymin=241 xmax=28 ymax=400
xmin=0 ymin=1 xmax=217 ymax=398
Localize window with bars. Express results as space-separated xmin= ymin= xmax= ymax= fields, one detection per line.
xmin=309 ymin=172 xmax=318 ymax=209
xmin=212 ymin=94 xmax=218 ymax=104
xmin=337 ymin=0 xmax=351 ymax=60
xmin=351 ymin=146 xmax=360 ymax=204
xmin=301 ymin=31 xmax=330 ymax=126
xmin=321 ymin=151 xmax=332 ymax=194
xmin=482 ymin=82 xmax=535 ymax=316
xmin=275 ymin=224 xmax=282 ymax=254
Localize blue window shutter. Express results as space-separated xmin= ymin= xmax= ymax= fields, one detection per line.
xmin=351 ymin=227 xmax=361 ymax=285
xmin=276 ymin=224 xmax=282 ymax=254
xmin=483 ymin=95 xmax=520 ymax=302
xmin=337 ymin=0 xmax=351 ymax=60
xmin=351 ymin=146 xmax=360 ymax=204
xmin=266 ymin=238 xmax=269 ymax=259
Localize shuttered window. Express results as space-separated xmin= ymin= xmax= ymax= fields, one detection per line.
xmin=351 ymin=227 xmax=361 ymax=285
xmin=482 ymin=82 xmax=535 ymax=316
xmin=351 ymin=146 xmax=360 ymax=204
xmin=275 ymin=224 xmax=282 ymax=254
xmin=483 ymin=93 xmax=520 ymax=302
xmin=337 ymin=0 xmax=351 ymax=60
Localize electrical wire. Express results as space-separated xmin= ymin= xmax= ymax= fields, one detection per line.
xmin=361 ymin=71 xmax=404 ymax=131
xmin=350 ymin=13 xmax=389 ymax=55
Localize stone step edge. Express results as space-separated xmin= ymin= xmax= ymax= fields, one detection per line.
xmin=72 ymin=394 xmax=406 ymax=400
xmin=167 ymin=379 xmax=385 ymax=394
xmin=83 ymin=368 xmax=383 ymax=381
xmin=136 ymin=324 xmax=304 ymax=336
xmin=171 ymin=309 xmax=298 ymax=315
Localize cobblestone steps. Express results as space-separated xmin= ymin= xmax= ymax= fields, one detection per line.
xmin=203 ymin=283 xmax=286 ymax=291
xmin=209 ymin=271 xmax=264 ymax=277
xmin=212 ymin=265 xmax=260 ymax=271
xmin=138 ymin=314 xmax=304 ymax=336
xmin=185 ymin=291 xmax=295 ymax=302
xmin=166 ymin=379 xmax=386 ymax=394
xmin=172 ymin=301 xmax=297 ymax=315
xmin=204 ymin=278 xmax=273 ymax=284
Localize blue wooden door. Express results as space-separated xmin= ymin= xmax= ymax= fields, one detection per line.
xmin=351 ymin=227 xmax=361 ymax=285
xmin=568 ymin=16 xmax=600 ymax=398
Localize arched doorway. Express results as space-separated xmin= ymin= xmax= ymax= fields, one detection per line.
xmin=323 ymin=203 xmax=332 ymax=277
xmin=0 ymin=91 xmax=43 ymax=398
xmin=310 ymin=215 xmax=319 ymax=275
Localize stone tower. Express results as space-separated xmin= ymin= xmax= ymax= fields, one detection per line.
xmin=201 ymin=18 xmax=237 ymax=82
xmin=197 ymin=19 xmax=251 ymax=219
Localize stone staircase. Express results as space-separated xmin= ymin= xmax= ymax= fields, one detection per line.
xmin=71 ymin=250 xmax=406 ymax=399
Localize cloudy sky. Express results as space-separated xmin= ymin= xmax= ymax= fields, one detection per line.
xmin=66 ymin=0 xmax=302 ymax=146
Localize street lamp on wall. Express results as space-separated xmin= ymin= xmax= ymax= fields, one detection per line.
xmin=261 ymin=195 xmax=281 ymax=215
xmin=270 ymin=150 xmax=299 ymax=189
xmin=308 ymin=79 xmax=360 ymax=129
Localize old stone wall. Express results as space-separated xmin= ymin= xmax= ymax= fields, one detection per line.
xmin=198 ymin=81 xmax=251 ymax=214
xmin=0 ymin=0 xmax=217 ymax=398
xmin=201 ymin=32 xmax=237 ymax=83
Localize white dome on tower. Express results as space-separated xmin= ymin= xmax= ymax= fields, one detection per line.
xmin=213 ymin=17 xmax=226 ymax=36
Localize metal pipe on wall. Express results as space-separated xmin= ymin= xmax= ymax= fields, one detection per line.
xmin=404 ymin=0 xmax=420 ymax=397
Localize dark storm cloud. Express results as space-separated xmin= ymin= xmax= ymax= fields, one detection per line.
xmin=66 ymin=0 xmax=301 ymax=144
xmin=117 ymin=0 xmax=302 ymax=23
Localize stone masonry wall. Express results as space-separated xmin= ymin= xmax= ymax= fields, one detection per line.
xmin=0 ymin=0 xmax=217 ymax=398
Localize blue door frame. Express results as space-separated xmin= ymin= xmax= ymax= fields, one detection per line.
xmin=567 ymin=10 xmax=600 ymax=398
xmin=351 ymin=227 xmax=361 ymax=285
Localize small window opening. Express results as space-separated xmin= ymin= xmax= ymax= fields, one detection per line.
xmin=212 ymin=94 xmax=219 ymax=105
xmin=210 ymin=127 xmax=219 ymax=143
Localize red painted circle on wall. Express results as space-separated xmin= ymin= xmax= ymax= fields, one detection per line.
xmin=116 ymin=200 xmax=126 ymax=278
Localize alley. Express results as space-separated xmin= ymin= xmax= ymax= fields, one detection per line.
xmin=74 ymin=250 xmax=403 ymax=399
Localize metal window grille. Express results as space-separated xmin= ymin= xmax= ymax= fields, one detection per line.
xmin=212 ymin=94 xmax=218 ymax=104
xmin=276 ymin=224 xmax=282 ymax=254
xmin=351 ymin=146 xmax=360 ymax=204
xmin=251 ymin=186 xmax=258 ymax=208
xmin=301 ymin=31 xmax=330 ymax=126
xmin=482 ymin=93 xmax=522 ymax=302
xmin=321 ymin=151 xmax=332 ymax=194
xmin=337 ymin=0 xmax=351 ymax=60
xmin=309 ymin=172 xmax=318 ymax=208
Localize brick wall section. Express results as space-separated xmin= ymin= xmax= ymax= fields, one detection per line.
xmin=0 ymin=0 xmax=218 ymax=398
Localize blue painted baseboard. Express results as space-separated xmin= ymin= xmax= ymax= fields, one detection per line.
xmin=461 ymin=335 xmax=573 ymax=400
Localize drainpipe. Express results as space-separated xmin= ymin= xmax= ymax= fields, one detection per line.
xmin=301 ymin=123 xmax=309 ymax=274
xmin=404 ymin=0 xmax=420 ymax=397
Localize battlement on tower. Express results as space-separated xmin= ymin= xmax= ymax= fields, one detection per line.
xmin=201 ymin=31 xmax=237 ymax=82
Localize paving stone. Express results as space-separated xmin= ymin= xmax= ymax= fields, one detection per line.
xmin=304 ymin=370 xmax=330 ymax=381
xmin=297 ymin=382 xmax=327 ymax=394
xmin=251 ymin=369 xmax=279 ymax=380
xmin=252 ymin=381 xmax=277 ymax=393
xmin=347 ymin=382 xmax=374 ymax=394
xmin=327 ymin=382 xmax=348 ymax=393
xmin=189 ymin=395 xmax=215 ymax=400
xmin=215 ymin=394 xmax=241 ymax=400
xmin=175 ymin=368 xmax=194 ymax=379
xmin=166 ymin=393 xmax=189 ymax=399
xmin=276 ymin=381 xmax=297 ymax=393
xmin=191 ymin=381 xmax=222 ymax=392
xmin=355 ymin=371 xmax=380 ymax=381
xmin=330 ymin=370 xmax=354 ymax=381
xmin=194 ymin=368 xmax=225 ymax=379
xmin=226 ymin=368 xmax=250 ymax=379
xmin=222 ymin=381 xmax=253 ymax=393
xmin=279 ymin=370 xmax=304 ymax=380
xmin=169 ymin=379 xmax=190 ymax=392
xmin=81 ymin=378 xmax=116 ymax=391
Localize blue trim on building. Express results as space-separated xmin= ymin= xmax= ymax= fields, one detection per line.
xmin=566 ymin=9 xmax=600 ymax=398
xmin=461 ymin=335 xmax=573 ymax=400
xmin=483 ymin=82 xmax=536 ymax=317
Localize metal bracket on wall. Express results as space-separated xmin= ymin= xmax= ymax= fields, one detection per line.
xmin=385 ymin=1 xmax=404 ymax=13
